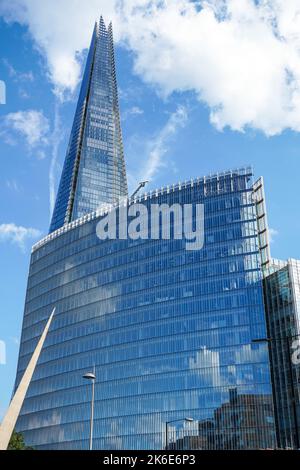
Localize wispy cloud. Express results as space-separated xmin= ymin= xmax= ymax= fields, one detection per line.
xmin=269 ymin=228 xmax=279 ymax=244
xmin=18 ymin=88 xmax=30 ymax=99
xmin=10 ymin=336 xmax=20 ymax=346
xmin=0 ymin=223 xmax=41 ymax=251
xmin=141 ymin=105 xmax=188 ymax=182
xmin=118 ymin=85 xmax=145 ymax=104
xmin=49 ymin=102 xmax=65 ymax=220
xmin=122 ymin=106 xmax=144 ymax=121
xmin=2 ymin=58 xmax=34 ymax=82
xmin=2 ymin=109 xmax=50 ymax=148
xmin=126 ymin=104 xmax=187 ymax=193
xmin=3 ymin=105 xmax=67 ymax=222
xmin=130 ymin=106 xmax=143 ymax=115
xmin=6 ymin=179 xmax=21 ymax=192
xmin=2 ymin=59 xmax=34 ymax=100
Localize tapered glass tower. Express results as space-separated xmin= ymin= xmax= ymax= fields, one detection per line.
xmin=49 ymin=17 xmax=128 ymax=233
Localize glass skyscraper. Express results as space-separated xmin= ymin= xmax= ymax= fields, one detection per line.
xmin=15 ymin=168 xmax=276 ymax=449
xmin=14 ymin=18 xmax=277 ymax=449
xmin=263 ymin=259 xmax=300 ymax=449
xmin=49 ymin=17 xmax=127 ymax=233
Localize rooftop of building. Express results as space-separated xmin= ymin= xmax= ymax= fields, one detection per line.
xmin=32 ymin=166 xmax=253 ymax=253
xmin=264 ymin=257 xmax=300 ymax=277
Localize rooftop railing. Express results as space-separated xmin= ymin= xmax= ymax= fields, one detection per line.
xmin=32 ymin=166 xmax=253 ymax=253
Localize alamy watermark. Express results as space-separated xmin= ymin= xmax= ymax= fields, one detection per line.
xmin=0 ymin=80 xmax=6 ymax=105
xmin=291 ymin=338 xmax=300 ymax=365
xmin=96 ymin=203 xmax=205 ymax=251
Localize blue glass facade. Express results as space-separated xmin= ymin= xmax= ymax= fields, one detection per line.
xmin=49 ymin=17 xmax=127 ymax=234
xmin=263 ymin=259 xmax=300 ymax=449
xmin=15 ymin=169 xmax=276 ymax=449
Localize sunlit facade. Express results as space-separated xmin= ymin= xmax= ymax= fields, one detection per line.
xmin=49 ymin=17 xmax=127 ymax=234
xmin=15 ymin=168 xmax=276 ymax=449
xmin=264 ymin=259 xmax=300 ymax=449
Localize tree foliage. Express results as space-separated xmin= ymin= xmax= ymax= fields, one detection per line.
xmin=8 ymin=431 xmax=34 ymax=450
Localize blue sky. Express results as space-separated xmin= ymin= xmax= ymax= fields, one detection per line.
xmin=1 ymin=0 xmax=300 ymax=419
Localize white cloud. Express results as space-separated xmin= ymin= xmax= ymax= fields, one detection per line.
xmin=2 ymin=1 xmax=300 ymax=134
xmin=128 ymin=106 xmax=144 ymax=115
xmin=122 ymin=105 xmax=144 ymax=120
xmin=2 ymin=109 xmax=50 ymax=148
xmin=35 ymin=149 xmax=47 ymax=160
xmin=0 ymin=0 xmax=119 ymax=99
xmin=269 ymin=227 xmax=279 ymax=243
xmin=2 ymin=58 xmax=34 ymax=82
xmin=18 ymin=88 xmax=30 ymax=99
xmin=0 ymin=223 xmax=41 ymax=250
xmin=2 ymin=59 xmax=33 ymax=100
xmin=132 ymin=105 xmax=188 ymax=185
xmin=10 ymin=336 xmax=20 ymax=346
xmin=119 ymin=0 xmax=300 ymax=135
xmin=6 ymin=179 xmax=21 ymax=192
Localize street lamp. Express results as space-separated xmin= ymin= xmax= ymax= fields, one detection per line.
xmin=165 ymin=417 xmax=194 ymax=450
xmin=83 ymin=368 xmax=96 ymax=450
xmin=252 ymin=335 xmax=300 ymax=449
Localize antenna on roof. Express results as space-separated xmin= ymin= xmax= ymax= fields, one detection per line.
xmin=130 ymin=181 xmax=149 ymax=199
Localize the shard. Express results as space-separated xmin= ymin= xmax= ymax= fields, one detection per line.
xmin=49 ymin=17 xmax=128 ymax=233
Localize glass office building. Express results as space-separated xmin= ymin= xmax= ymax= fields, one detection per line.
xmin=263 ymin=259 xmax=300 ymax=449
xmin=15 ymin=168 xmax=277 ymax=449
xmin=49 ymin=17 xmax=127 ymax=233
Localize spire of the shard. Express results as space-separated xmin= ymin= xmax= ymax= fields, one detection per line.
xmin=49 ymin=16 xmax=128 ymax=233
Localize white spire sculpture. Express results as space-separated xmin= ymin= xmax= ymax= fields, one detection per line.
xmin=0 ymin=307 xmax=55 ymax=450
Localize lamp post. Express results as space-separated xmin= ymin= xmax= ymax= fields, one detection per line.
xmin=83 ymin=367 xmax=96 ymax=450
xmin=252 ymin=335 xmax=300 ymax=449
xmin=165 ymin=417 xmax=194 ymax=450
